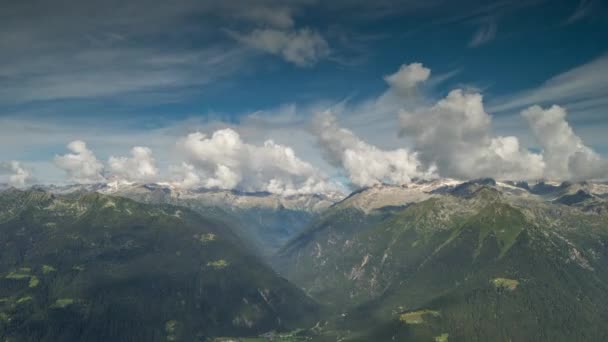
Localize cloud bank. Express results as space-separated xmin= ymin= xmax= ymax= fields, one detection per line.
xmin=108 ymin=147 xmax=159 ymax=183
xmin=399 ymin=89 xmax=545 ymax=180
xmin=33 ymin=59 xmax=608 ymax=191
xmin=313 ymin=110 xmax=436 ymax=187
xmin=174 ymin=128 xmax=341 ymax=195
xmin=54 ymin=141 xmax=106 ymax=184
xmin=0 ymin=161 xmax=32 ymax=187
xmin=522 ymin=105 xmax=607 ymax=180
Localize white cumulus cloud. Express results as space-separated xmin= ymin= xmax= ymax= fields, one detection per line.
xmin=54 ymin=140 xmax=105 ymax=184
xmin=522 ymin=105 xmax=607 ymax=180
xmin=399 ymin=89 xmax=545 ymax=180
xmin=313 ymin=110 xmax=436 ymax=187
xmin=384 ymin=62 xmax=431 ymax=93
xmin=108 ymin=147 xmax=159 ymax=183
xmin=173 ymin=128 xmax=340 ymax=195
xmin=0 ymin=161 xmax=32 ymax=187
xmin=233 ymin=27 xmax=330 ymax=67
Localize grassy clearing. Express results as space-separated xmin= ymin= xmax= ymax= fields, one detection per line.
xmin=16 ymin=296 xmax=33 ymax=304
xmin=6 ymin=271 xmax=30 ymax=280
xmin=491 ymin=278 xmax=519 ymax=291
xmin=399 ymin=309 xmax=440 ymax=324
xmin=28 ymin=276 xmax=40 ymax=288
xmin=52 ymin=298 xmax=75 ymax=308
xmin=199 ymin=233 xmax=217 ymax=243
xmin=435 ymin=333 xmax=449 ymax=342
xmin=165 ymin=319 xmax=180 ymax=341
xmin=207 ymin=260 xmax=230 ymax=269
xmin=42 ymin=265 xmax=56 ymax=274
xmin=212 ymin=329 xmax=309 ymax=341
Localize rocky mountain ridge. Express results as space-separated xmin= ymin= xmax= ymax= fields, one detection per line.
xmin=276 ymin=178 xmax=608 ymax=341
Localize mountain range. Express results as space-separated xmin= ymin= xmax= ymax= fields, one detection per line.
xmin=32 ymin=182 xmax=341 ymax=258
xmin=278 ymin=178 xmax=608 ymax=341
xmin=1 ymin=178 xmax=608 ymax=341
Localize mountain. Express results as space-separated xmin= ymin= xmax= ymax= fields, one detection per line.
xmin=331 ymin=179 xmax=462 ymax=214
xmin=9 ymin=179 xmax=608 ymax=341
xmin=277 ymin=179 xmax=608 ymax=341
xmin=36 ymin=182 xmax=343 ymax=257
xmin=0 ymin=189 xmax=317 ymax=342
xmin=526 ymin=180 xmax=608 ymax=199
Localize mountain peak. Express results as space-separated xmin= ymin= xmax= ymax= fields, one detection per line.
xmin=334 ymin=178 xmax=463 ymax=213
xmin=23 ymin=182 xmax=343 ymax=213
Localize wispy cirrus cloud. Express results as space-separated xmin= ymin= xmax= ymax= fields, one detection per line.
xmin=468 ymin=18 xmax=497 ymax=47
xmin=0 ymin=47 xmax=247 ymax=104
xmin=0 ymin=0 xmax=319 ymax=105
xmin=566 ymin=0 xmax=598 ymax=23
xmin=488 ymin=55 xmax=608 ymax=117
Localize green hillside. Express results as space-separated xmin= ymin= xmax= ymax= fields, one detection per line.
xmin=114 ymin=187 xmax=318 ymax=258
xmin=278 ymin=183 xmax=608 ymax=341
xmin=0 ymin=189 xmax=317 ymax=342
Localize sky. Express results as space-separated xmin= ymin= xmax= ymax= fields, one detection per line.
xmin=1 ymin=0 xmax=607 ymax=193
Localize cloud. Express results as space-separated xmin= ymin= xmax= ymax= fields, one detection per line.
xmin=383 ymin=62 xmax=431 ymax=94
xmin=231 ymin=28 xmax=330 ymax=67
xmin=54 ymin=140 xmax=105 ymax=184
xmin=566 ymin=0 xmax=596 ymax=23
xmin=312 ymin=110 xmax=436 ymax=187
xmin=468 ymin=19 xmax=497 ymax=47
xmin=234 ymin=5 xmax=295 ymax=29
xmin=399 ymin=89 xmax=545 ymax=180
xmin=522 ymin=105 xmax=607 ymax=180
xmin=489 ymin=55 xmax=608 ymax=114
xmin=108 ymin=147 xmax=159 ymax=183
xmin=173 ymin=128 xmax=341 ymax=195
xmin=0 ymin=161 xmax=32 ymax=187
xmin=0 ymin=0 xmax=301 ymax=104
xmin=0 ymin=46 xmax=246 ymax=104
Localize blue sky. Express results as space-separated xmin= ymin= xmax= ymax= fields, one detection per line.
xmin=1 ymin=0 xmax=607 ymax=189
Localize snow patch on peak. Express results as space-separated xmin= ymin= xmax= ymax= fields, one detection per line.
xmin=336 ymin=178 xmax=464 ymax=213
xmin=97 ymin=182 xmax=341 ymax=212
